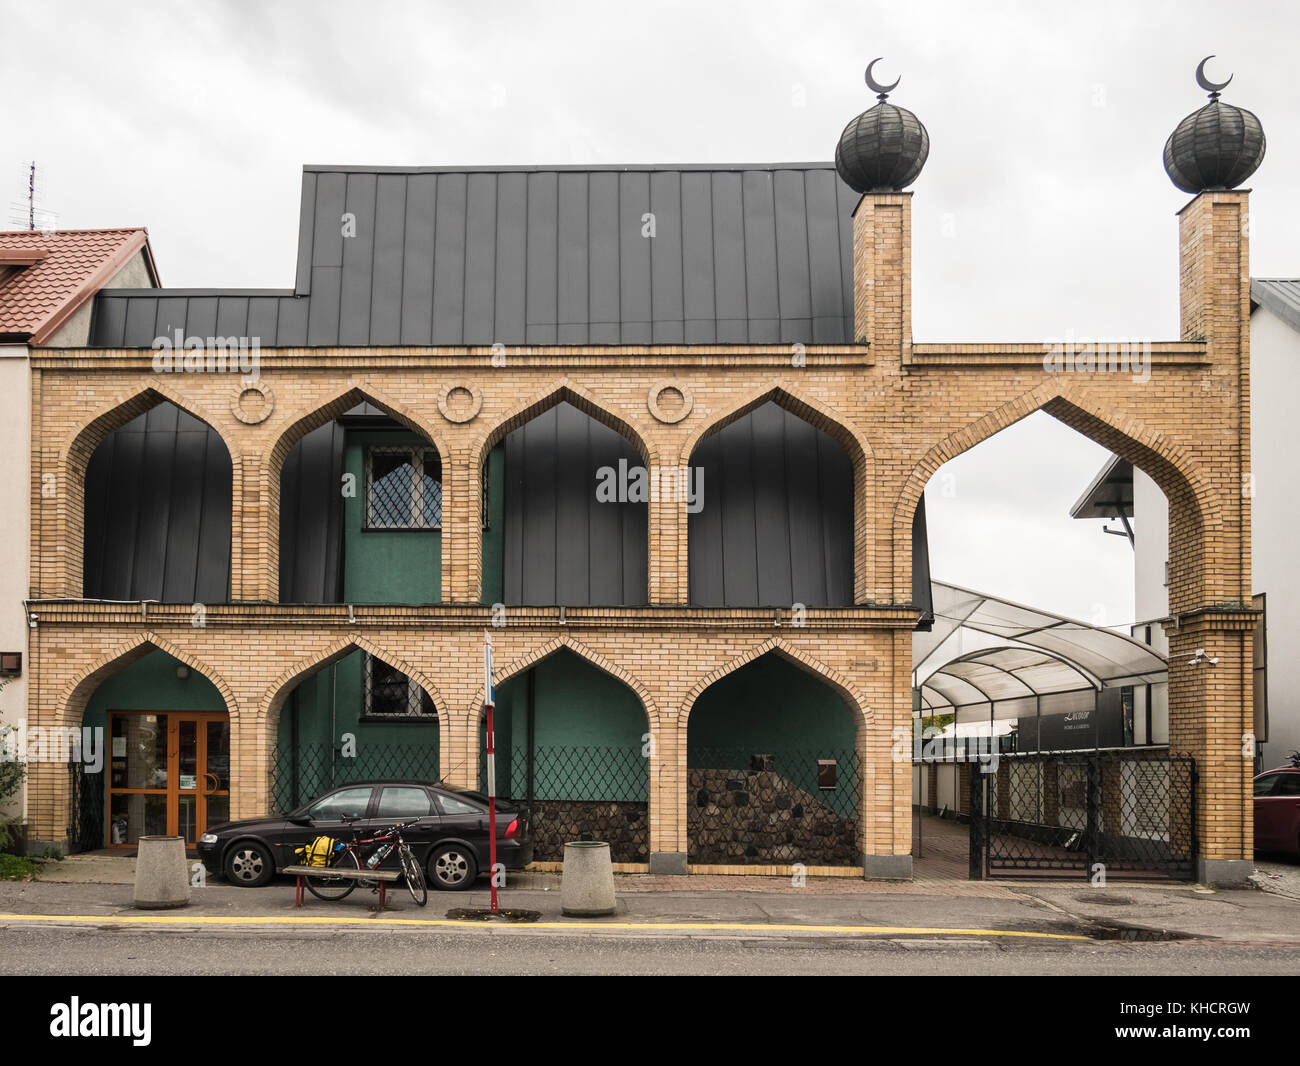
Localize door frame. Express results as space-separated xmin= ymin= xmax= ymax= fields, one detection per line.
xmin=105 ymin=710 xmax=230 ymax=848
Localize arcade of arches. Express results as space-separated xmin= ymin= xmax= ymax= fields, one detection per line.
xmin=22 ymin=189 xmax=1256 ymax=882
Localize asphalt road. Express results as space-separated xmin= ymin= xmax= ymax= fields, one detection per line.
xmin=3 ymin=924 xmax=1299 ymax=976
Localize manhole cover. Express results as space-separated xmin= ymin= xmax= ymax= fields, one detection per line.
xmin=1073 ymin=893 xmax=1135 ymax=906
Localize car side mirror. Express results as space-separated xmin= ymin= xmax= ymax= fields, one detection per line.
xmin=288 ymin=814 xmax=313 ymax=827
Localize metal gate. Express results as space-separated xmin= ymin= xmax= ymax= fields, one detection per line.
xmin=688 ymin=749 xmax=860 ymax=866
xmin=68 ymin=763 xmax=105 ymax=853
xmin=969 ymin=751 xmax=1196 ymax=880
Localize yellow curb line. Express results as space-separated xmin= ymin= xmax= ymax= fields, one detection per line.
xmin=0 ymin=913 xmax=1089 ymax=940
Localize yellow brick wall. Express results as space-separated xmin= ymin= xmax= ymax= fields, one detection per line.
xmin=21 ymin=190 xmax=1256 ymax=870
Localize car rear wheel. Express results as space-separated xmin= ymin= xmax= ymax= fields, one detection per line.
xmin=224 ymin=841 xmax=275 ymax=887
xmin=428 ymin=844 xmax=477 ymax=891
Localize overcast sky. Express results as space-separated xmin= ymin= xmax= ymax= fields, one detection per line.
xmin=5 ymin=0 xmax=1295 ymax=627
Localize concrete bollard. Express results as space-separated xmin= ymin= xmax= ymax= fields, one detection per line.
xmin=133 ymin=835 xmax=191 ymax=910
xmin=560 ymin=840 xmax=616 ymax=917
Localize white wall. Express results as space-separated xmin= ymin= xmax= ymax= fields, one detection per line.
xmin=0 ymin=344 xmax=30 ymax=824
xmin=1130 ymin=303 xmax=1300 ymax=769
xmin=1251 ymin=304 xmax=1300 ymax=769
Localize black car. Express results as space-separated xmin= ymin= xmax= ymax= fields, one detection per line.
xmin=198 ymin=781 xmax=533 ymax=891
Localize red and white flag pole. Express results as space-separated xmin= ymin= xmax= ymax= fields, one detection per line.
xmin=483 ymin=630 xmax=498 ymax=914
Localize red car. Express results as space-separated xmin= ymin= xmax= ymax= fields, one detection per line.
xmin=1253 ymin=758 xmax=1300 ymax=858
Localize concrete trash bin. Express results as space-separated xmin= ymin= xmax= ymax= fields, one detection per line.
xmin=561 ymin=840 xmax=616 ymax=916
xmin=133 ymin=835 xmax=191 ymax=909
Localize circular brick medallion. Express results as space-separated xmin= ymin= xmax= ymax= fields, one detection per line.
xmin=437 ymin=384 xmax=483 ymax=424
xmin=647 ymin=380 xmax=693 ymax=424
xmin=231 ymin=381 xmax=274 ymax=425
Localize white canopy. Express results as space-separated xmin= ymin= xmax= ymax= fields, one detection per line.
xmin=914 ymin=581 xmax=1167 ymax=713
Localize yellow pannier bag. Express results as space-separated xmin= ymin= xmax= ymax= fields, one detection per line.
xmin=295 ymin=836 xmax=339 ymax=868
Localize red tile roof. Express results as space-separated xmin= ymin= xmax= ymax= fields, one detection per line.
xmin=0 ymin=228 xmax=157 ymax=344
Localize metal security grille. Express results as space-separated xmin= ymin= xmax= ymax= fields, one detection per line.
xmin=270 ymin=741 xmax=440 ymax=814
xmin=68 ymin=763 xmax=106 ymax=852
xmin=969 ymin=750 xmax=1196 ymax=880
xmin=687 ymin=748 xmax=861 ymax=866
xmin=478 ymin=742 xmax=649 ymax=863
xmin=363 ymin=653 xmax=435 ymax=717
xmin=365 ymin=446 xmax=441 ymax=529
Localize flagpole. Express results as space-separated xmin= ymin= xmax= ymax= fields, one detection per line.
xmin=484 ymin=630 xmax=498 ymax=914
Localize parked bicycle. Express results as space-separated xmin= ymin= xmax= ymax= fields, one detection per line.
xmin=303 ymin=815 xmax=428 ymax=906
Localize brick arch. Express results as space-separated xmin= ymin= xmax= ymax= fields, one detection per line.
xmin=53 ymin=386 xmax=238 ymax=599
xmin=267 ymin=382 xmax=447 ymax=475
xmin=680 ymin=383 xmax=874 ymax=604
xmin=890 ymin=381 xmax=1225 ymax=610
xmin=258 ymin=635 xmax=447 ymax=738
xmin=59 ymin=631 xmax=237 ymax=728
xmin=680 ymin=637 xmax=872 ymax=730
xmin=679 ymin=383 xmax=874 ymax=467
xmin=265 ymin=383 xmax=447 ymax=603
xmin=468 ymin=635 xmax=660 ymax=732
xmin=471 ymin=378 xmax=653 ymax=470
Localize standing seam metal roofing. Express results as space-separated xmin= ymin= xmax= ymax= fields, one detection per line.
xmin=1251 ymin=278 xmax=1300 ymax=334
xmin=88 ymin=164 xmax=861 ymax=347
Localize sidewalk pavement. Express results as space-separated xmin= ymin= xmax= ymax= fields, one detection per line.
xmin=5 ymin=853 xmax=1300 ymax=944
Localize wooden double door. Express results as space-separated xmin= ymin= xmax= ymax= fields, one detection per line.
xmin=107 ymin=711 xmax=230 ymax=847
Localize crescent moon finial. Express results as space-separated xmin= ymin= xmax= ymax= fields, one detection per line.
xmin=1195 ymin=55 xmax=1232 ymax=98
xmin=865 ymin=57 xmax=901 ymax=100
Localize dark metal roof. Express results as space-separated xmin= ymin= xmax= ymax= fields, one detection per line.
xmin=89 ymin=164 xmax=861 ymax=347
xmin=1068 ymin=455 xmax=1135 ymax=520
xmin=1251 ymin=278 xmax=1300 ymax=334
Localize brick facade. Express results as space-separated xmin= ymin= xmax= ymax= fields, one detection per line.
xmin=22 ymin=190 xmax=1257 ymax=879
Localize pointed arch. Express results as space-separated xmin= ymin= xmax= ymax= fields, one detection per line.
xmin=683 ymin=383 xmax=873 ymax=604
xmin=268 ymin=381 xmax=447 ymax=474
xmin=60 ymin=631 xmax=236 ymax=728
xmin=52 ymin=387 xmax=239 ymax=598
xmin=267 ymin=382 xmax=447 ymax=603
xmin=472 ymin=378 xmax=652 ymax=470
xmin=890 ymin=381 xmax=1225 ymax=604
xmin=64 ymin=384 xmax=240 ymax=473
xmin=468 ymin=635 xmax=659 ymax=731
xmin=258 ymin=635 xmax=446 ymax=731
xmin=681 ymin=637 xmax=871 ymax=728
xmin=679 ymin=382 xmax=873 ymax=468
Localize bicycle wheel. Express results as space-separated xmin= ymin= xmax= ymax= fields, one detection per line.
xmin=304 ymin=846 xmax=361 ymax=901
xmin=399 ymin=844 xmax=428 ymax=907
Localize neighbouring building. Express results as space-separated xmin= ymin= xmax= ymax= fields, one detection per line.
xmin=0 ymin=228 xmax=159 ymax=841
xmin=17 ymin=63 xmax=1265 ymax=883
xmin=1073 ymin=278 xmax=1300 ymax=773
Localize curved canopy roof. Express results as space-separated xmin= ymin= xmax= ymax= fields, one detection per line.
xmin=914 ymin=581 xmax=1167 ymax=713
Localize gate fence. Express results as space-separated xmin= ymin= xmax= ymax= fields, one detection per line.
xmin=68 ymin=763 xmax=105 ymax=852
xmin=968 ymin=750 xmax=1196 ymax=880
xmin=270 ymin=743 xmax=441 ymax=815
xmin=688 ymin=748 xmax=860 ymax=866
xmin=479 ymin=744 xmax=649 ymax=863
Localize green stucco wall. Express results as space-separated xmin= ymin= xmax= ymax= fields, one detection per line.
xmin=483 ymin=649 xmax=649 ymax=802
xmin=342 ymin=429 xmax=441 ymax=604
xmin=687 ymin=653 xmax=857 ymax=813
xmin=83 ymin=650 xmax=226 ymax=738
xmin=687 ymin=653 xmax=855 ymax=754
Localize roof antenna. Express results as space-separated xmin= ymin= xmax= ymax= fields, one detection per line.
xmin=7 ymin=161 xmax=58 ymax=232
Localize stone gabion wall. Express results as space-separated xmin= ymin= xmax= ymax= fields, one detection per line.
xmin=687 ymin=767 xmax=858 ymax=866
xmin=529 ymin=800 xmax=649 ymax=863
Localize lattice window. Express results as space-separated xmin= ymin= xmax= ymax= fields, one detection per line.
xmin=363 ymin=653 xmax=436 ymax=718
xmin=365 ymin=447 xmax=441 ymax=529
xmin=481 ymin=460 xmax=491 ymax=530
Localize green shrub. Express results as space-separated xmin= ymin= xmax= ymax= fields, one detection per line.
xmin=0 ymin=852 xmax=37 ymax=881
